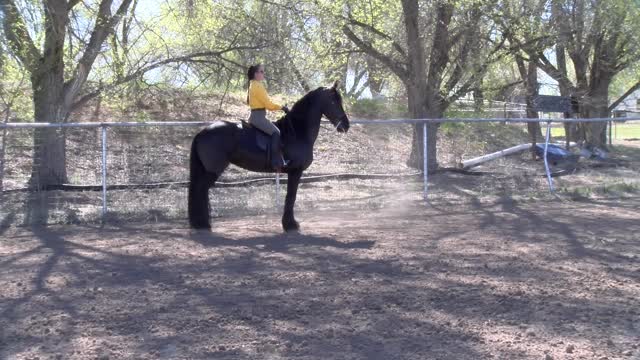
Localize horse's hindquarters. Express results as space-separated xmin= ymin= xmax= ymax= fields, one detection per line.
xmin=193 ymin=122 xmax=237 ymax=174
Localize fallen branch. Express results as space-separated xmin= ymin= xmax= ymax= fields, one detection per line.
xmin=460 ymin=144 xmax=532 ymax=169
xmin=460 ymin=142 xmax=579 ymax=169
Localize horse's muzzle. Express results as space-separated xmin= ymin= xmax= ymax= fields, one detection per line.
xmin=337 ymin=119 xmax=350 ymax=133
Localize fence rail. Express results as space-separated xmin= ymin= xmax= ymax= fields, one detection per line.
xmin=1 ymin=116 xmax=639 ymax=224
xmin=1 ymin=117 xmax=639 ymax=129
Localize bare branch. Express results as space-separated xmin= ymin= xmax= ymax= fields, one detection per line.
xmin=425 ymin=2 xmax=454 ymax=96
xmin=447 ymin=80 xmax=523 ymax=108
xmin=515 ymin=56 xmax=527 ymax=82
xmin=0 ymin=0 xmax=42 ymax=72
xmin=64 ymin=0 xmax=134 ymax=107
xmin=444 ymin=17 xmax=480 ymax=95
xmin=67 ymin=0 xmax=82 ymax=9
xmin=535 ymin=52 xmax=576 ymax=93
xmin=342 ymin=25 xmax=408 ymax=80
xmin=347 ymin=67 xmax=367 ymax=96
xmin=70 ymin=46 xmax=263 ymax=111
xmin=443 ymin=35 xmax=510 ymax=108
xmin=345 ymin=17 xmax=406 ymax=57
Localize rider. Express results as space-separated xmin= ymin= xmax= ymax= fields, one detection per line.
xmin=246 ymin=64 xmax=289 ymax=170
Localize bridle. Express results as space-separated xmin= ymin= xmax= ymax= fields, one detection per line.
xmin=319 ymin=114 xmax=349 ymax=132
xmin=333 ymin=115 xmax=349 ymax=131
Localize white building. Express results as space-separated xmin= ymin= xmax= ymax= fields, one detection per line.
xmin=612 ymin=89 xmax=640 ymax=117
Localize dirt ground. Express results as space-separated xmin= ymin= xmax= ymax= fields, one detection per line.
xmin=1 ymin=196 xmax=639 ymax=360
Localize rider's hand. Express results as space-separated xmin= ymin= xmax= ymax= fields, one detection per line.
xmin=282 ymin=105 xmax=290 ymax=113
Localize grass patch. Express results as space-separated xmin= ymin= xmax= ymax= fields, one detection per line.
xmin=550 ymin=123 xmax=640 ymax=140
xmin=560 ymin=182 xmax=640 ymax=200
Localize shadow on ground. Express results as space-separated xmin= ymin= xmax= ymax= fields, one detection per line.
xmin=1 ymin=198 xmax=639 ymax=359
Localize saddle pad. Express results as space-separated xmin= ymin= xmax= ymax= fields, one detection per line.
xmin=241 ymin=121 xmax=270 ymax=152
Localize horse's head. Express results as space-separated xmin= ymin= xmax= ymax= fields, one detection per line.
xmin=320 ymin=81 xmax=350 ymax=133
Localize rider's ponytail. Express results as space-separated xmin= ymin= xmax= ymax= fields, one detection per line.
xmin=246 ymin=64 xmax=261 ymax=104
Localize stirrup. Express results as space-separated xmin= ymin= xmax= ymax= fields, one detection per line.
xmin=274 ymin=160 xmax=290 ymax=172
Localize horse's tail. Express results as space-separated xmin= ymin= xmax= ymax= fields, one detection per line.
xmin=188 ymin=133 xmax=214 ymax=229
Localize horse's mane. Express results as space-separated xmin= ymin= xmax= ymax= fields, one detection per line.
xmin=275 ymin=87 xmax=324 ymax=130
xmin=276 ymin=88 xmax=321 ymax=122
xmin=275 ymin=86 xmax=343 ymax=138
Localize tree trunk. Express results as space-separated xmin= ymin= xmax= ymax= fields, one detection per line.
xmin=408 ymin=122 xmax=439 ymax=171
xmin=0 ymin=113 xmax=7 ymax=192
xmin=553 ymin=37 xmax=579 ymax=148
xmin=402 ymin=0 xmax=440 ymax=172
xmin=30 ymin=71 xmax=68 ymax=188
xmin=516 ymin=56 xmax=542 ymax=159
xmin=473 ymin=88 xmax=484 ymax=113
xmin=525 ymin=60 xmax=542 ymax=159
xmin=0 ymin=46 xmax=5 ymax=192
xmin=584 ymin=74 xmax=612 ymax=149
xmin=406 ymin=86 xmax=439 ymax=171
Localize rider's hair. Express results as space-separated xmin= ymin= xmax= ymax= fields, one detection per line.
xmin=246 ymin=64 xmax=262 ymax=104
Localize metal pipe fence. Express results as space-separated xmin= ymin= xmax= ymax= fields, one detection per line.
xmin=0 ymin=117 xmax=638 ymax=225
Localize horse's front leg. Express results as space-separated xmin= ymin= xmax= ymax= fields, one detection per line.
xmin=282 ymin=168 xmax=303 ymax=232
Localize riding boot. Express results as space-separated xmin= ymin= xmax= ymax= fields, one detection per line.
xmin=270 ymin=132 xmax=287 ymax=169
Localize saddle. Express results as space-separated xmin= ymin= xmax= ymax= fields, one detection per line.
xmin=238 ymin=120 xmax=289 ymax=170
xmin=241 ymin=120 xmax=270 ymax=151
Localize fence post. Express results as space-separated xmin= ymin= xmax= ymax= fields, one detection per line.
xmin=609 ymin=120 xmax=613 ymax=146
xmin=423 ymin=122 xmax=428 ymax=200
xmin=101 ymin=125 xmax=108 ymax=221
xmin=275 ymin=172 xmax=281 ymax=208
xmin=0 ymin=112 xmax=7 ymax=193
xmin=0 ymin=130 xmax=5 ymax=193
xmin=543 ymin=120 xmax=554 ymax=193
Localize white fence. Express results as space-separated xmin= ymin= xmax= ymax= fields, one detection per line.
xmin=1 ymin=117 xmax=638 ymax=224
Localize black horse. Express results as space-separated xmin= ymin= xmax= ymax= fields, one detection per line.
xmin=188 ymin=81 xmax=350 ymax=231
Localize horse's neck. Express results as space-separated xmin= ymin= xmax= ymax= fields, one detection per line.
xmin=284 ymin=106 xmax=322 ymax=144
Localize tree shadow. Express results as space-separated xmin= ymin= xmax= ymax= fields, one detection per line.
xmin=2 ymin=197 xmax=639 ymax=360
xmin=0 ymin=225 xmax=489 ymax=359
xmin=23 ymin=190 xmax=51 ymax=226
xmin=0 ymin=208 xmax=16 ymax=236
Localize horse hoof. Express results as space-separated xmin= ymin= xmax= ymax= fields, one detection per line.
xmin=283 ymin=220 xmax=300 ymax=233
xmin=191 ymin=227 xmax=211 ymax=234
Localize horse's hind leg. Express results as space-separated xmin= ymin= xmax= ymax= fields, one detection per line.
xmin=188 ymin=171 xmax=218 ymax=230
xmin=188 ymin=136 xmax=228 ymax=229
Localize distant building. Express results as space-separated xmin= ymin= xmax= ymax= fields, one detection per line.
xmin=612 ymin=89 xmax=640 ymax=117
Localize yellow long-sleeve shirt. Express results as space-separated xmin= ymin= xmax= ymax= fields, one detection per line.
xmin=248 ymin=80 xmax=283 ymax=111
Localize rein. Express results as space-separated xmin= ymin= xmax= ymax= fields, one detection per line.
xmin=285 ymin=114 xmax=297 ymax=141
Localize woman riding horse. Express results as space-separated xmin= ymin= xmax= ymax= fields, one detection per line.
xmin=188 ymin=80 xmax=350 ymax=232
xmin=246 ymin=64 xmax=289 ymax=171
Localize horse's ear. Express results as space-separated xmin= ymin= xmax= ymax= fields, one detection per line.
xmin=332 ymin=80 xmax=339 ymax=90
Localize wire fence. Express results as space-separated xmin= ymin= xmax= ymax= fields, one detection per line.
xmin=1 ymin=117 xmax=639 ymax=227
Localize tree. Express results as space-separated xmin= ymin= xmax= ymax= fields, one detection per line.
xmin=528 ymin=0 xmax=639 ymax=149
xmin=327 ymin=0 xmax=506 ymax=170
xmin=499 ymin=0 xmax=547 ymax=155
xmin=1 ymin=0 xmax=263 ymax=187
xmin=1 ymin=0 xmax=135 ymax=186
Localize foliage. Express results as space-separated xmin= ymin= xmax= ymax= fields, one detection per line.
xmin=348 ymin=97 xmax=407 ymax=119
xmin=0 ymin=54 xmax=32 ymax=120
xmin=2 ymin=0 xmax=640 ymax=182
xmin=1 ymin=0 xmax=638 ymax=113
